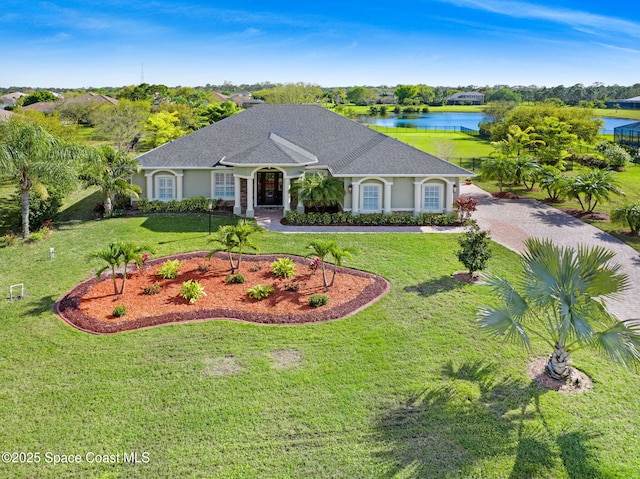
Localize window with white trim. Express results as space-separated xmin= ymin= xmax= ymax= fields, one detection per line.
xmin=213 ymin=172 xmax=235 ymax=199
xmin=157 ymin=176 xmax=175 ymax=201
xmin=423 ymin=183 xmax=443 ymax=212
xmin=361 ymin=184 xmax=381 ymax=212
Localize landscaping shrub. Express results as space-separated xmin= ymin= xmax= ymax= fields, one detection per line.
xmin=225 ymin=273 xmax=245 ymax=284
xmin=567 ymin=153 xmax=609 ymax=170
xmin=157 ymin=259 xmax=182 ymax=279
xmin=284 ymin=210 xmax=459 ymax=226
xmin=2 ymin=231 xmax=19 ymax=247
xmin=271 ymin=257 xmax=296 ymax=278
xmin=247 ymin=284 xmax=274 ymax=300
xmin=25 ymin=226 xmax=50 ymax=243
xmin=137 ymin=196 xmax=215 ymax=213
xmin=142 ymin=283 xmax=161 ymax=295
xmin=113 ymin=305 xmax=127 ymax=317
xmin=456 ymin=222 xmax=492 ymax=274
xmin=180 ymin=279 xmax=206 ymax=304
xmin=308 ymin=294 xmax=329 ymax=308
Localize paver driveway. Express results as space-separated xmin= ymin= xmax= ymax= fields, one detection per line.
xmin=463 ymin=184 xmax=640 ymax=321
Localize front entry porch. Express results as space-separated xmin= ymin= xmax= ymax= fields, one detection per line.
xmin=233 ymin=168 xmax=296 ymax=218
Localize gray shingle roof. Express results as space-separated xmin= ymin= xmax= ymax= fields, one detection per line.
xmin=136 ymin=104 xmax=472 ymax=177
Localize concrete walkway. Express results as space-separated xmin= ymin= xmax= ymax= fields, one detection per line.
xmin=255 ymin=184 xmax=640 ymax=320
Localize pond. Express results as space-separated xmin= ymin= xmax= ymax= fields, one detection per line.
xmin=360 ymin=112 xmax=632 ymax=134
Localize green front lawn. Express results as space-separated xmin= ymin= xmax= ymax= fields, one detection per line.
xmin=1 ymin=212 xmax=639 ymax=478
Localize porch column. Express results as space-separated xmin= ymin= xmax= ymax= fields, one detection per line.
xmin=352 ymin=182 xmax=360 ymax=214
xmin=176 ymin=173 xmax=184 ymax=201
xmin=383 ymin=182 xmax=392 ymax=214
xmin=233 ymin=175 xmax=242 ymax=215
xmin=246 ymin=176 xmax=255 ymax=218
xmin=445 ymin=181 xmax=454 ymax=213
xmin=413 ymin=180 xmax=422 ymax=217
xmin=145 ymin=173 xmax=153 ymax=200
xmin=283 ymin=176 xmax=291 ymax=212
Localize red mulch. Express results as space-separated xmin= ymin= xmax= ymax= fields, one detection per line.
xmin=491 ymin=191 xmax=525 ymax=199
xmin=55 ymin=252 xmax=390 ymax=334
xmin=560 ymin=208 xmax=610 ymax=222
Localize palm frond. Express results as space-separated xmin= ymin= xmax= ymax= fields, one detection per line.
xmin=477 ymin=305 xmax=532 ymax=350
xmin=593 ymin=320 xmax=640 ymax=369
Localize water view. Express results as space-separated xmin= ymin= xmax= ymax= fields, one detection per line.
xmin=361 ymin=112 xmax=632 ymax=134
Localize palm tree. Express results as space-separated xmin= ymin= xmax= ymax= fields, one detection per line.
xmin=327 ymin=245 xmax=357 ymax=288
xmin=0 ymin=119 xmax=83 ymax=238
xmin=306 ymin=240 xmax=334 ymax=290
xmin=80 ymin=145 xmax=141 ymax=216
xmin=290 ymin=173 xmax=345 ymax=212
xmin=306 ymin=239 xmax=358 ymax=291
xmin=611 ymin=201 xmax=640 ymax=236
xmin=88 ymin=241 xmax=154 ymax=297
xmin=478 ymin=238 xmax=640 ymax=380
xmin=117 ymin=242 xmax=155 ymax=295
xmin=207 ymin=219 xmax=261 ymax=273
xmin=537 ymin=165 xmax=570 ymax=201
xmin=568 ymin=169 xmax=624 ymax=213
xmin=88 ymin=243 xmax=124 ymax=298
xmin=480 ymin=156 xmax=516 ymax=193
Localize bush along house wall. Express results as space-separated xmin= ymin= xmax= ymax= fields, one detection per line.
xmin=284 ymin=211 xmax=459 ymax=226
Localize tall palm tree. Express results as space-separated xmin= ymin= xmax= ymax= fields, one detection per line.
xmin=207 ymin=219 xmax=261 ymax=273
xmin=80 ymin=145 xmax=141 ymax=216
xmin=568 ymin=169 xmax=624 ymax=213
xmin=0 ymin=119 xmax=83 ymax=238
xmin=290 ymin=173 xmax=345 ymax=212
xmin=478 ymin=238 xmax=640 ymax=380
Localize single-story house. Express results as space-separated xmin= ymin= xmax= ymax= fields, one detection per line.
xmin=23 ymin=93 xmax=118 ymax=114
xmin=446 ymin=92 xmax=485 ymax=105
xmin=1 ymin=91 xmax=27 ymax=107
xmin=606 ymin=96 xmax=640 ymax=110
xmin=133 ymin=104 xmax=473 ymax=218
xmin=0 ymin=109 xmax=14 ymax=121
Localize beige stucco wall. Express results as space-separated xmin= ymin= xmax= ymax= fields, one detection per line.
xmin=390 ymin=177 xmax=414 ymax=210
xmin=183 ymin=170 xmax=211 ymax=198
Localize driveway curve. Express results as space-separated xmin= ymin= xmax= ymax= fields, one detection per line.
xmin=463 ymin=184 xmax=640 ymax=321
xmin=256 ymin=184 xmax=640 ymax=320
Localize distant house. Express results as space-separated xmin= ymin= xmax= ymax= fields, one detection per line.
xmin=23 ymin=93 xmax=118 ymax=114
xmin=1 ymin=91 xmax=27 ymax=108
xmin=446 ymin=92 xmax=485 ymax=105
xmin=133 ymin=104 xmax=472 ymax=218
xmin=606 ymin=96 xmax=640 ymax=110
xmin=0 ymin=109 xmax=14 ymax=121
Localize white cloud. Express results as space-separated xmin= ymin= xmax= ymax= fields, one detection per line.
xmin=437 ymin=0 xmax=640 ymax=38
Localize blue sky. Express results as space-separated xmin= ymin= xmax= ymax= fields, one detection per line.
xmin=2 ymin=1 xmax=639 ymax=88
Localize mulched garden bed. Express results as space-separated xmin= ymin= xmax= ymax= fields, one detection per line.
xmin=491 ymin=191 xmax=526 ymax=199
xmin=560 ymin=208 xmax=610 ymax=222
xmin=55 ymin=252 xmax=390 ymax=334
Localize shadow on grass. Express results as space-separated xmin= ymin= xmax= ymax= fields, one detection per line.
xmin=140 ymin=214 xmax=237 ymax=233
xmin=404 ymin=275 xmax=466 ymax=297
xmin=22 ymin=294 xmax=58 ymax=316
xmin=374 ymin=359 xmax=609 ymax=478
xmin=57 ymin=190 xmax=102 ymax=225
